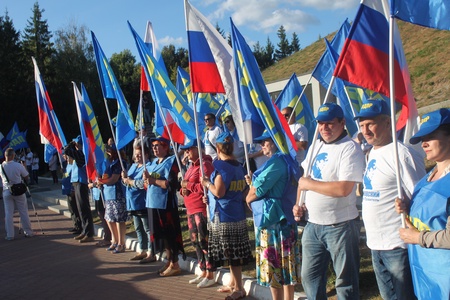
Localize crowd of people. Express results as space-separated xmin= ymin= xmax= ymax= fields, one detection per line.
xmin=1 ymin=103 xmax=449 ymax=300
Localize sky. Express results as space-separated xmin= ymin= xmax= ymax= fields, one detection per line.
xmin=2 ymin=0 xmax=360 ymax=59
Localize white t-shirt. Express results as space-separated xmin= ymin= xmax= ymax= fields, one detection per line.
xmin=289 ymin=123 xmax=308 ymax=165
xmin=32 ymin=157 xmax=39 ymax=171
xmin=1 ymin=161 xmax=29 ymax=189
xmin=204 ymin=125 xmax=222 ymax=160
xmin=26 ymin=152 xmax=33 ymax=167
xmin=362 ymin=142 xmax=426 ymax=250
xmin=302 ymin=135 xmax=365 ymax=225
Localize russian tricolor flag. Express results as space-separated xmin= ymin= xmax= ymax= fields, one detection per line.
xmin=334 ymin=0 xmax=418 ymax=139
xmin=185 ymin=1 xmax=225 ymax=94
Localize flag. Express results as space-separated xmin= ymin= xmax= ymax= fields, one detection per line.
xmin=274 ymin=73 xmax=315 ymax=144
xmin=128 ymin=21 xmax=196 ymax=140
xmin=315 ymin=39 xmax=359 ymax=136
xmin=82 ymin=83 xmax=106 ymax=178
xmin=73 ymin=82 xmax=97 ymax=180
xmin=391 ymin=0 xmax=450 ymax=30
xmin=6 ymin=124 xmax=29 ymax=151
xmin=333 ymin=0 xmax=418 ymax=142
xmin=231 ymin=19 xmax=297 ymax=158
xmin=176 ymin=66 xmax=193 ymax=105
xmin=44 ymin=144 xmax=56 ymax=163
xmin=185 ymin=1 xmax=225 ymax=93
xmin=91 ymin=32 xmax=135 ymax=150
xmin=32 ymin=57 xmax=67 ymax=152
xmin=184 ymin=0 xmax=245 ymax=144
xmin=5 ymin=122 xmax=20 ymax=142
xmin=135 ymin=99 xmax=144 ymax=131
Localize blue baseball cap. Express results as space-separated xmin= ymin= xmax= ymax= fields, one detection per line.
xmin=216 ymin=131 xmax=233 ymax=144
xmin=353 ymin=100 xmax=390 ymax=120
xmin=253 ymin=131 xmax=272 ymax=143
xmin=315 ymin=103 xmax=344 ymax=121
xmin=180 ymin=138 xmax=204 ymax=150
xmin=72 ymin=135 xmax=82 ymax=145
xmin=410 ymin=108 xmax=450 ymax=144
xmin=150 ymin=136 xmax=170 ymax=144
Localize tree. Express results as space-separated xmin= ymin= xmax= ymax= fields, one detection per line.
xmin=274 ymin=25 xmax=291 ymax=61
xmin=161 ymin=44 xmax=189 ymax=83
xmin=0 ymin=12 xmax=29 ymax=136
xmin=51 ymin=21 xmax=103 ymax=139
xmin=290 ymin=32 xmax=301 ymax=53
xmin=263 ymin=37 xmax=275 ymax=69
xmin=109 ymin=49 xmax=141 ymax=113
xmin=22 ymin=2 xmax=54 ymax=77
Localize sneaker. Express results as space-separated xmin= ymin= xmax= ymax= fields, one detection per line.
xmin=24 ymin=233 xmax=34 ymax=238
xmin=197 ymin=277 xmax=215 ymax=288
xmin=4 ymin=237 xmax=14 ymax=241
xmin=189 ymin=276 xmax=204 ymax=284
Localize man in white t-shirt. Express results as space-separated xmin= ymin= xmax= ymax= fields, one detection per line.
xmin=203 ymin=113 xmax=222 ymax=160
xmin=281 ymin=106 xmax=308 ymax=166
xmin=293 ymin=103 xmax=365 ymax=299
xmin=1 ymin=148 xmax=33 ymax=240
xmin=355 ymin=99 xmax=425 ymax=300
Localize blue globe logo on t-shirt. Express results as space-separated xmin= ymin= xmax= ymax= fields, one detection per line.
xmin=312 ymin=153 xmax=328 ymax=179
xmin=364 ymin=159 xmax=377 ymax=190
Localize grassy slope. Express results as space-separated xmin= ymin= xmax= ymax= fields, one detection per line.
xmin=262 ymin=20 xmax=450 ymax=109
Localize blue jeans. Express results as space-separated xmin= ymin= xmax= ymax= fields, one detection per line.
xmin=301 ymin=218 xmax=361 ymax=300
xmin=133 ymin=215 xmax=151 ymax=252
xmin=371 ymin=248 xmax=415 ymax=300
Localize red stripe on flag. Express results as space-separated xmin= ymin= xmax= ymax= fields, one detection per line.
xmin=189 ymin=62 xmax=225 ymax=94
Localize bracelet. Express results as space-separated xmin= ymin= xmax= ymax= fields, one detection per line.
xmin=206 ymin=182 xmax=211 ymax=189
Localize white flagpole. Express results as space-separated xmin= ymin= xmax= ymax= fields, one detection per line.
xmin=294 ymin=75 xmax=336 ymax=219
xmin=389 ymin=15 xmax=406 ymax=228
xmin=288 ymin=75 xmax=313 ymax=124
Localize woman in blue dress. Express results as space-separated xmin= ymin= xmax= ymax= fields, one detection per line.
xmin=245 ymin=132 xmax=301 ymax=300
xmin=201 ymin=132 xmax=252 ymax=300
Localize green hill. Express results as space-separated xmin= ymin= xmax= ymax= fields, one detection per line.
xmin=262 ymin=20 xmax=450 ymax=110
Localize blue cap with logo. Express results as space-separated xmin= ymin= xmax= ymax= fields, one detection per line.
xmin=216 ymin=131 xmax=233 ymax=144
xmin=353 ymin=99 xmax=390 ymax=120
xmin=253 ymin=131 xmax=272 ymax=143
xmin=73 ymin=135 xmax=82 ymax=145
xmin=315 ymin=103 xmax=344 ymax=121
xmin=410 ymin=108 xmax=450 ymax=144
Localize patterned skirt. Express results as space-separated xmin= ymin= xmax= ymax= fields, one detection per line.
xmin=105 ymin=198 xmax=129 ymax=222
xmin=208 ymin=213 xmax=253 ymax=268
xmin=255 ymin=219 xmax=301 ymax=288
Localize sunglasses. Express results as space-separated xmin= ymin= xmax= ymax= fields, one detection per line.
xmin=151 ymin=144 xmax=161 ymax=148
xmin=224 ymin=120 xmax=231 ymax=124
xmin=204 ymin=118 xmax=212 ymax=121
xmin=283 ymin=114 xmax=290 ymax=118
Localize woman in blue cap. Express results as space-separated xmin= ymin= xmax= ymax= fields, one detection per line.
xmin=395 ymin=108 xmax=450 ymax=299
xmin=201 ymin=131 xmax=252 ymax=299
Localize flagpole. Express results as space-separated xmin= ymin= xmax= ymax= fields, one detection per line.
xmin=102 ymin=97 xmax=126 ymax=171
xmin=294 ymin=75 xmax=336 ymax=219
xmin=288 ymin=75 xmax=313 ymax=124
xmin=389 ymin=15 xmax=406 ymax=228
xmin=138 ymin=96 xmax=146 ymax=163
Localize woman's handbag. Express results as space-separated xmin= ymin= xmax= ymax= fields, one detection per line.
xmin=1 ymin=164 xmax=27 ymax=196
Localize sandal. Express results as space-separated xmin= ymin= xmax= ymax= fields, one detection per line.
xmin=106 ymin=243 xmax=117 ymax=251
xmin=158 ymin=264 xmax=170 ymax=274
xmin=217 ymin=286 xmax=234 ymax=293
xmin=112 ymin=244 xmax=125 ymax=254
xmin=225 ymin=290 xmax=246 ymax=300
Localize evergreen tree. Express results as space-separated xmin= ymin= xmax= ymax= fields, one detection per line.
xmin=22 ymin=2 xmax=55 ymax=78
xmin=161 ymin=45 xmax=188 ymax=83
xmin=290 ymin=32 xmax=301 ymax=53
xmin=274 ymin=25 xmax=291 ymax=61
xmin=263 ymin=37 xmax=275 ymax=69
xmin=253 ymin=41 xmax=264 ymax=68
xmin=0 ymin=12 xmax=28 ymax=134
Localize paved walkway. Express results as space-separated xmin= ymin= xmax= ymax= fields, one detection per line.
xmin=0 ymin=177 xmax=275 ymax=300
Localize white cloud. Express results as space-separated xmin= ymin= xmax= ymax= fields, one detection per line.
xmin=294 ymin=0 xmax=358 ymax=10
xmin=158 ymin=36 xmax=184 ymax=47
